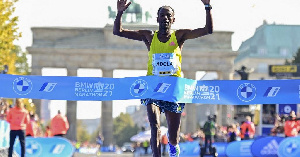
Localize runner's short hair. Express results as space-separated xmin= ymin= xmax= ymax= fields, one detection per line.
xmin=157 ymin=6 xmax=175 ymax=16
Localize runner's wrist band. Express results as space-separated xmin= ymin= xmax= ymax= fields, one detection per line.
xmin=205 ymin=4 xmax=212 ymax=10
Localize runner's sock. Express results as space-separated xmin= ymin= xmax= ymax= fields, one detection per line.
xmin=167 ymin=133 xmax=180 ymax=157
xmin=168 ymin=143 xmax=180 ymax=157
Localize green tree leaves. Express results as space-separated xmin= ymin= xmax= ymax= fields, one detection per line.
xmin=0 ymin=0 xmax=28 ymax=75
xmin=292 ymin=48 xmax=300 ymax=64
xmin=113 ymin=113 xmax=138 ymax=146
xmin=77 ymin=120 xmax=91 ymax=143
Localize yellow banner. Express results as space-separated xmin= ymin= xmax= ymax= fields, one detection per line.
xmin=271 ymin=65 xmax=297 ymax=73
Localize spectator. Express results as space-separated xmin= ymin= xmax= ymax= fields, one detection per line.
xmin=50 ymin=110 xmax=69 ymax=137
xmin=33 ymin=113 xmax=43 ymax=137
xmin=215 ymin=126 xmax=228 ymax=142
xmin=44 ymin=125 xmax=52 ymax=137
xmin=235 ymin=65 xmax=254 ymax=80
xmin=75 ymin=141 xmax=81 ymax=152
xmin=6 ymin=98 xmax=29 ymax=157
xmin=0 ymin=98 xmax=9 ymax=120
xmin=227 ymin=124 xmax=237 ymax=142
xmin=133 ymin=142 xmax=140 ymax=157
xmin=203 ymin=115 xmax=216 ymax=153
xmin=233 ymin=116 xmax=239 ymax=126
xmin=240 ymin=116 xmax=255 ymax=140
xmin=284 ymin=111 xmax=299 ymax=137
xmin=161 ymin=134 xmax=168 ymax=156
xmin=142 ymin=140 xmax=149 ymax=155
xmin=270 ymin=114 xmax=284 ymax=136
xmin=185 ymin=133 xmax=194 ymax=142
xmin=96 ymin=132 xmax=104 ymax=153
xmin=26 ymin=113 xmax=38 ymax=137
xmin=196 ymin=129 xmax=205 ymax=147
xmin=179 ymin=133 xmax=186 ymax=142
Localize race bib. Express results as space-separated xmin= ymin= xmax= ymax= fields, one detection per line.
xmin=152 ymin=53 xmax=178 ymax=76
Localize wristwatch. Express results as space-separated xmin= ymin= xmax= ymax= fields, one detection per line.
xmin=205 ymin=4 xmax=212 ymax=10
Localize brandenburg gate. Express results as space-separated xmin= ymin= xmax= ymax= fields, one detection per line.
xmin=27 ymin=24 xmax=237 ymax=146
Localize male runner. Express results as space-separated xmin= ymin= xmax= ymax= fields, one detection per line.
xmin=113 ymin=0 xmax=213 ymax=156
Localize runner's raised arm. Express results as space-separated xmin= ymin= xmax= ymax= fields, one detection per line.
xmin=176 ymin=0 xmax=213 ymax=46
xmin=113 ymin=0 xmax=144 ymax=41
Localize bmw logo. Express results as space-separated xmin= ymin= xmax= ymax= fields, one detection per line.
xmin=25 ymin=140 xmax=42 ymax=156
xmin=130 ymin=79 xmax=148 ymax=97
xmin=284 ymin=105 xmax=292 ymax=114
xmin=278 ymin=138 xmax=300 ymax=157
xmin=237 ymin=83 xmax=256 ymax=102
xmin=13 ymin=77 xmax=33 ymax=95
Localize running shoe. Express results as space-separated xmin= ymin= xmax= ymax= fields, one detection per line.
xmin=168 ymin=143 xmax=180 ymax=157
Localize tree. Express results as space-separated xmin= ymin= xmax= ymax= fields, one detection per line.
xmin=0 ymin=0 xmax=27 ymax=75
xmin=77 ymin=120 xmax=91 ymax=143
xmin=284 ymin=59 xmax=291 ymax=65
xmin=14 ymin=45 xmax=29 ymax=75
xmin=292 ymin=48 xmax=300 ymax=64
xmin=113 ymin=113 xmax=138 ymax=146
xmin=90 ymin=124 xmax=101 ymax=144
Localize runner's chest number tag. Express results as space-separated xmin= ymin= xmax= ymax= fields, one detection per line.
xmin=152 ymin=53 xmax=178 ymax=76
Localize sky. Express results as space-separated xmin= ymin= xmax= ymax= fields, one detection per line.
xmin=13 ymin=0 xmax=300 ymax=51
xmin=11 ymin=0 xmax=300 ymax=119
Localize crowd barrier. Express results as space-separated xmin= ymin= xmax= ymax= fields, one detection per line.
xmin=2 ymin=120 xmax=300 ymax=157
xmin=77 ymin=146 xmax=116 ymax=154
xmin=0 ymin=120 xmax=10 ymax=148
xmin=0 ymin=121 xmax=74 ymax=156
xmin=178 ymin=136 xmax=300 ymax=157
xmin=13 ymin=137 xmax=74 ymax=157
xmin=0 ymin=74 xmax=299 ymax=104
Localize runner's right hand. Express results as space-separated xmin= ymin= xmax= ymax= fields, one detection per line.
xmin=117 ymin=0 xmax=131 ymax=12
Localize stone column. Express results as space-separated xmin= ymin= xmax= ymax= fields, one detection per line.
xmin=220 ymin=71 xmax=234 ymax=81
xmin=101 ymin=69 xmax=114 ymax=146
xmin=66 ymin=68 xmax=77 ymax=141
xmin=218 ymin=71 xmax=234 ymax=126
xmin=216 ymin=105 xmax=222 ymax=126
xmin=31 ymin=66 xmax=42 ymax=117
xmin=183 ymin=71 xmax=197 ymax=133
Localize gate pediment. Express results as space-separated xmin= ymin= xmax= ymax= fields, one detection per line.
xmin=28 ymin=24 xmax=237 ymax=72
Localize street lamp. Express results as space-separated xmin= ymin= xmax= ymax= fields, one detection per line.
xmin=1 ymin=65 xmax=8 ymax=74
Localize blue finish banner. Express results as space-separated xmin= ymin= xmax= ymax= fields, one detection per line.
xmin=0 ymin=74 xmax=300 ymax=104
xmin=278 ymin=136 xmax=300 ymax=157
xmin=0 ymin=120 xmax=10 ymax=148
xmin=226 ymin=140 xmax=254 ymax=157
xmin=14 ymin=137 xmax=74 ymax=157
xmin=251 ymin=136 xmax=284 ymax=157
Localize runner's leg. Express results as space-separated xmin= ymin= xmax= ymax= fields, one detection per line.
xmin=147 ymin=104 xmax=161 ymax=157
xmin=165 ymin=111 xmax=181 ymax=156
xmin=165 ymin=111 xmax=181 ymax=145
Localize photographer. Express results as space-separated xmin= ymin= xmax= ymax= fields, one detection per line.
xmin=284 ymin=111 xmax=300 ymax=137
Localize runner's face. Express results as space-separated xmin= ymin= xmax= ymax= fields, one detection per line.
xmin=157 ymin=7 xmax=174 ymax=30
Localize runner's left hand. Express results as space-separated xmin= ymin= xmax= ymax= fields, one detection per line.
xmin=201 ymin=0 xmax=210 ymax=5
